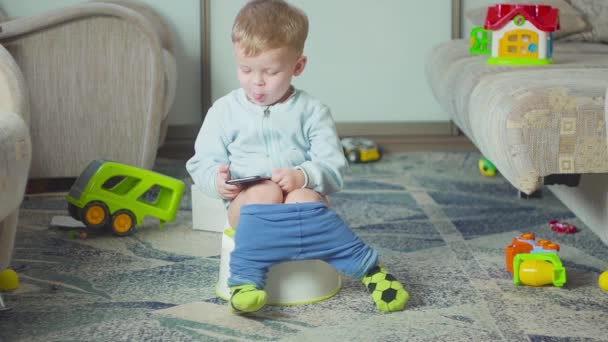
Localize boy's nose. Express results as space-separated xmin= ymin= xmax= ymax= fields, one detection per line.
xmin=253 ymin=74 xmax=265 ymax=86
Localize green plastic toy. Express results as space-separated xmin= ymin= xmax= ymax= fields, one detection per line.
xmin=478 ymin=158 xmax=497 ymax=177
xmin=470 ymin=27 xmax=492 ymax=55
xmin=513 ymin=253 xmax=566 ymax=287
xmin=66 ymin=159 xmax=185 ymax=236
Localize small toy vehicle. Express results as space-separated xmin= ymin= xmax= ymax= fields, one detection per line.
xmin=505 ymin=232 xmax=566 ymax=287
xmin=341 ymin=137 xmax=381 ymax=163
xmin=478 ymin=157 xmax=497 ymax=177
xmin=548 ymin=220 xmax=578 ymax=234
xmin=66 ymin=159 xmax=185 ymax=236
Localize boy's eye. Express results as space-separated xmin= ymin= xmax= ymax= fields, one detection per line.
xmin=266 ymin=70 xmax=279 ymax=75
xmin=240 ymin=67 xmax=251 ymax=73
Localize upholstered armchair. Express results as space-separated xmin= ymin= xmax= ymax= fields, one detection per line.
xmin=0 ymin=0 xmax=177 ymax=178
xmin=0 ymin=43 xmax=32 ymax=308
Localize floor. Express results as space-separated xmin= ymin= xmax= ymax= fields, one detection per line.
xmin=2 ymin=151 xmax=607 ymax=341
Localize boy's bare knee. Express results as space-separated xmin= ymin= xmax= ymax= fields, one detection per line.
xmin=284 ymin=188 xmax=323 ymax=203
xmin=244 ymin=181 xmax=284 ymax=204
xmin=228 ymin=182 xmax=284 ymax=228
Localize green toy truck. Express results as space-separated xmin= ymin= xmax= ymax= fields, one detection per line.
xmin=66 ymin=159 xmax=185 ymax=236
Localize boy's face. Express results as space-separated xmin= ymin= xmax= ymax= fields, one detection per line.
xmin=234 ymin=43 xmax=307 ymax=106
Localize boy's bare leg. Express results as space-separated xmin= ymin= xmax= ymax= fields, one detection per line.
xmin=226 ymin=180 xmax=283 ymax=313
xmin=284 ymin=188 xmax=327 ymax=204
xmin=227 ymin=180 xmax=284 ymax=228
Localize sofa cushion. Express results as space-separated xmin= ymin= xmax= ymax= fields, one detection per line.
xmin=561 ymin=0 xmax=608 ymax=43
xmin=470 ymin=69 xmax=608 ymax=193
xmin=465 ymin=0 xmax=589 ymax=39
xmin=426 ymin=40 xmax=608 ymax=141
xmin=426 ymin=40 xmax=608 ymax=194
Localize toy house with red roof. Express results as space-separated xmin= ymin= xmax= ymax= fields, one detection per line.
xmin=470 ymin=4 xmax=560 ymax=65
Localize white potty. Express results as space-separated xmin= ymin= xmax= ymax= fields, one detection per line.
xmin=217 ymin=229 xmax=342 ymax=305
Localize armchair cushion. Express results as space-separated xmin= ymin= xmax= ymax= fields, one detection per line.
xmin=0 ymin=44 xmax=31 ymax=274
xmin=0 ymin=1 xmax=177 ymax=178
xmin=0 ymin=111 xmax=31 ymax=220
xmin=93 ymin=0 xmax=175 ymax=52
xmin=0 ymin=41 xmax=28 ymax=123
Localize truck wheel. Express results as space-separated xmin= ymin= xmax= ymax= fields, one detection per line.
xmin=83 ymin=201 xmax=109 ymax=228
xmin=111 ymin=210 xmax=136 ymax=236
xmin=347 ymin=150 xmax=360 ymax=163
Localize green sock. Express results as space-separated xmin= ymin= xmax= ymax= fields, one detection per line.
xmin=362 ymin=265 xmax=409 ymax=312
xmin=229 ymin=284 xmax=267 ymax=314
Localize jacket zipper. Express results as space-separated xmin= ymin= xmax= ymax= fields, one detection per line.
xmin=262 ymin=106 xmax=273 ymax=169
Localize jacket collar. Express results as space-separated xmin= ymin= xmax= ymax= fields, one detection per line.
xmin=237 ymin=87 xmax=299 ymax=115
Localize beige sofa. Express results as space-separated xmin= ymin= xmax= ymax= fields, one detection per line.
xmin=0 ymin=43 xmax=31 ymax=308
xmin=547 ymin=90 xmax=608 ymax=245
xmin=0 ymin=0 xmax=177 ymax=178
xmin=426 ymin=38 xmax=608 ymax=243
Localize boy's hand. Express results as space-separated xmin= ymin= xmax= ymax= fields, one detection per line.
xmin=271 ymin=168 xmax=305 ymax=193
xmin=216 ymin=165 xmax=240 ymax=200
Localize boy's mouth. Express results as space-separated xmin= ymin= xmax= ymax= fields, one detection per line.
xmin=252 ymin=93 xmax=265 ymax=102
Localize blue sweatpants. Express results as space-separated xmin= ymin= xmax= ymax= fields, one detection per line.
xmin=228 ymin=201 xmax=379 ymax=289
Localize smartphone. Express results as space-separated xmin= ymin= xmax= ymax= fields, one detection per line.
xmin=225 ymin=175 xmax=271 ymax=185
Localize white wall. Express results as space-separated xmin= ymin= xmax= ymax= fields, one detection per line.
xmin=0 ymin=0 xmax=201 ymax=126
xmin=1 ymin=0 xmax=454 ymax=125
xmin=211 ymin=0 xmax=452 ymax=123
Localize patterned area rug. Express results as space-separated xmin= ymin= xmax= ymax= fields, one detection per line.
xmin=1 ymin=152 xmax=607 ymax=341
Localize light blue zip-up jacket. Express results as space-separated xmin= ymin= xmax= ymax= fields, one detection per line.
xmin=186 ymin=87 xmax=348 ymax=199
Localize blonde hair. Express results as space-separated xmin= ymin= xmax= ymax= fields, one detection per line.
xmin=232 ymin=0 xmax=308 ymax=56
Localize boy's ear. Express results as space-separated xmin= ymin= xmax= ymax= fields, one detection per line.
xmin=293 ymin=55 xmax=307 ymax=76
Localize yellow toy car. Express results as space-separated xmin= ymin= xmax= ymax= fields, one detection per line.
xmin=341 ymin=137 xmax=381 ymax=163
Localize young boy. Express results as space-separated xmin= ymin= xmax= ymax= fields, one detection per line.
xmin=186 ymin=0 xmax=409 ymax=314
